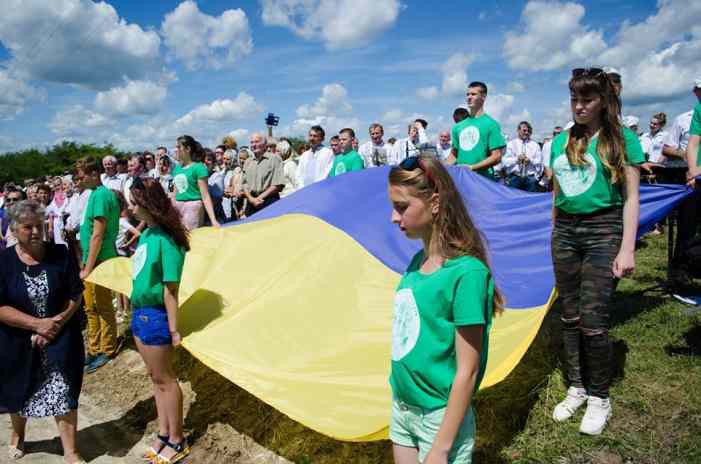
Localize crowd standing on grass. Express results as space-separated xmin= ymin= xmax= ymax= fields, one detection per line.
xmin=0 ymin=72 xmax=700 ymax=464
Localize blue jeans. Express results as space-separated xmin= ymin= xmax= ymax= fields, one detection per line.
xmin=507 ymin=174 xmax=539 ymax=192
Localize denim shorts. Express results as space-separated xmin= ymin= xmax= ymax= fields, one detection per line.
xmin=390 ymin=397 xmax=475 ymax=463
xmin=131 ymin=306 xmax=172 ymax=346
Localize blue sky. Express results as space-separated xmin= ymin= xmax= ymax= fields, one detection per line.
xmin=1 ymin=0 xmax=700 ymax=154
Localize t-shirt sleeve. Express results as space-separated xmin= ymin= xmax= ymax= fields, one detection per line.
xmin=487 ymin=121 xmax=506 ymax=151
xmin=623 ymin=128 xmax=645 ymax=165
xmin=195 ymin=163 xmax=209 ymax=179
xmin=90 ymin=189 xmax=110 ymax=219
xmin=160 ymin=237 xmax=184 ymax=283
xmin=451 ymin=124 xmax=459 ymax=150
xmin=351 ymin=155 xmax=364 ymax=171
xmin=690 ymin=105 xmax=701 ymax=136
xmin=452 ymin=269 xmax=489 ymax=326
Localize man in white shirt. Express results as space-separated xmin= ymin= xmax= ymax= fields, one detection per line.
xmin=123 ymin=154 xmax=146 ymax=206
xmin=639 ymin=113 xmax=669 ymax=164
xmin=436 ymin=130 xmax=452 ymax=161
xmin=502 ymin=121 xmax=543 ymax=192
xmin=100 ymin=155 xmax=126 ymax=191
xmin=389 ymin=120 xmax=429 ymax=166
xmin=663 ymin=110 xmax=694 ymax=166
xmin=358 ymin=123 xmax=389 ymax=167
xmin=295 ymin=125 xmax=334 ymax=188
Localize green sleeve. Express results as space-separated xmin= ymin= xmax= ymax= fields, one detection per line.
xmin=623 ymin=127 xmax=645 ymax=165
xmin=350 ymin=154 xmax=364 ymax=172
xmin=550 ymin=133 xmax=567 ymax=168
xmin=487 ymin=121 xmax=506 ymax=151
xmin=690 ymin=104 xmax=701 ymax=136
xmin=90 ymin=189 xmax=111 ymax=219
xmin=452 ymin=269 xmax=489 ymax=326
xmin=451 ymin=123 xmax=459 ymax=150
xmin=195 ymin=162 xmax=208 ymax=179
xmin=160 ymin=237 xmax=184 ymax=283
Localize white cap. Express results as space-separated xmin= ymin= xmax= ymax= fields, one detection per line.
xmin=624 ymin=115 xmax=639 ymax=128
xmin=604 ymin=66 xmax=621 ymax=76
xmin=695 ymin=78 xmax=701 ymax=89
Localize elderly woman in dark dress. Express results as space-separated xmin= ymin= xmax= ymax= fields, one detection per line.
xmin=0 ymin=201 xmax=86 ymax=463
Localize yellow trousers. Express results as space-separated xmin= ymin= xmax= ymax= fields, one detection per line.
xmin=83 ymin=280 xmax=117 ymax=356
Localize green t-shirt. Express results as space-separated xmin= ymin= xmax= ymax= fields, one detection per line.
xmin=690 ymin=103 xmax=701 ymax=166
xmin=328 ymin=150 xmax=365 ymax=178
xmin=80 ymin=185 xmax=119 ymax=264
xmin=390 ymin=251 xmax=494 ymax=410
xmin=451 ymin=113 xmax=505 ymax=178
xmin=130 ymin=226 xmax=185 ymax=308
xmin=550 ymin=127 xmax=644 ymax=215
xmin=172 ymin=162 xmax=208 ymax=201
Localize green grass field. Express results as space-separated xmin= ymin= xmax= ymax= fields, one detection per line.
xmin=482 ymin=233 xmax=701 ymax=464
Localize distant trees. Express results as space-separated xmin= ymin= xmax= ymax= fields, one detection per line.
xmin=0 ymin=142 xmax=124 ymax=185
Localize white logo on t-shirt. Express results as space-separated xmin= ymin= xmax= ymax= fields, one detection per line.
xmin=173 ymin=174 xmax=188 ymax=194
xmin=553 ymin=152 xmax=597 ymax=197
xmin=335 ymin=162 xmax=346 ymax=175
xmin=132 ymin=244 xmax=147 ymax=278
xmin=459 ymin=126 xmax=480 ymax=152
xmin=392 ymin=288 xmax=421 ymax=361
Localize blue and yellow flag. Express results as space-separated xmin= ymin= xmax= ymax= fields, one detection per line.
xmin=89 ymin=167 xmax=693 ymax=441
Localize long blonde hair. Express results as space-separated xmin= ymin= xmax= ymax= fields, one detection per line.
xmin=566 ymin=72 xmax=626 ymax=185
xmin=389 ymin=155 xmax=504 ymax=315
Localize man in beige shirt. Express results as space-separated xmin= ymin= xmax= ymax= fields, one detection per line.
xmin=242 ymin=133 xmax=285 ymax=216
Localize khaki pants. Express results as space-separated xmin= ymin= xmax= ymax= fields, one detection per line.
xmin=83 ymin=280 xmax=117 ymax=356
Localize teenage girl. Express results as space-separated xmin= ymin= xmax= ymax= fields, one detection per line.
xmin=388 ymin=155 xmax=502 ymax=464
xmin=128 ymin=177 xmax=191 ymax=464
xmin=172 ymin=135 xmax=220 ymax=230
xmin=549 ymin=68 xmax=642 ymax=435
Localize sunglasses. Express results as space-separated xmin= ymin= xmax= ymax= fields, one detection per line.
xmin=399 ymin=156 xmax=437 ymax=190
xmin=5 ymin=197 xmax=20 ymax=203
xmin=572 ymin=67 xmax=604 ymax=77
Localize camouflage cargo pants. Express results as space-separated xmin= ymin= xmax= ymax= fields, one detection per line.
xmin=551 ymin=207 xmax=622 ymax=399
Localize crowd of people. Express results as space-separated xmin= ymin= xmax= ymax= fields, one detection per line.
xmin=0 ymin=69 xmax=700 ymax=464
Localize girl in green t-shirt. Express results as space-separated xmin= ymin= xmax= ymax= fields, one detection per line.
xmin=387 ymin=155 xmax=503 ymax=464
xmin=129 ymin=177 xmax=191 ymax=464
xmin=173 ymin=135 xmax=220 ymax=230
xmin=550 ymin=68 xmax=642 ymax=436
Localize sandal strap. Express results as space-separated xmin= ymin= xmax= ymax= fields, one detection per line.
xmin=165 ymin=438 xmax=187 ymax=453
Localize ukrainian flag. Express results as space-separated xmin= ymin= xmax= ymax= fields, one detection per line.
xmin=89 ymin=167 xmax=692 ymax=441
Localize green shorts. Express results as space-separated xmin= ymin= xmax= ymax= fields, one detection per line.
xmin=389 ymin=397 xmax=475 ymax=463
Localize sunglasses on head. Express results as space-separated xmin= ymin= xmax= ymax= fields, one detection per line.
xmin=571 ymin=67 xmax=604 ymax=78
xmin=399 ymin=156 xmax=437 ymax=190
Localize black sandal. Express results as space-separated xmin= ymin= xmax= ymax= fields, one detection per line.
xmin=154 ymin=438 xmax=190 ymax=464
xmin=143 ymin=434 xmax=168 ymax=461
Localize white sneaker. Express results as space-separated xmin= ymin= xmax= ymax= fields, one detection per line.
xmin=579 ymin=396 xmax=611 ymax=435
xmin=553 ymin=386 xmax=588 ymax=422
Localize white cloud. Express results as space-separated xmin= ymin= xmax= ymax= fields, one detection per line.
xmin=506 ymin=108 xmax=532 ymax=128
xmin=0 ymin=0 xmax=160 ymax=90
xmin=175 ymin=92 xmax=263 ymax=128
xmin=296 ymin=83 xmax=352 ymax=118
xmin=416 ymin=86 xmax=440 ymax=100
xmin=441 ymin=53 xmax=473 ymax=96
xmin=506 ymin=81 xmax=526 ymax=93
xmin=226 ymin=128 xmax=251 ymax=143
xmin=503 ymin=1 xmax=606 ymax=71
xmin=95 ymin=80 xmax=167 ymax=116
xmin=260 ymin=0 xmax=400 ymax=49
xmin=503 ymin=0 xmax=701 ymax=105
xmin=162 ymin=1 xmax=253 ymax=70
xmin=382 ymin=109 xmax=404 ymax=123
xmin=484 ymin=94 xmax=515 ymax=124
xmin=0 ymin=69 xmax=43 ymax=120
xmin=49 ymin=105 xmax=115 ymax=138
